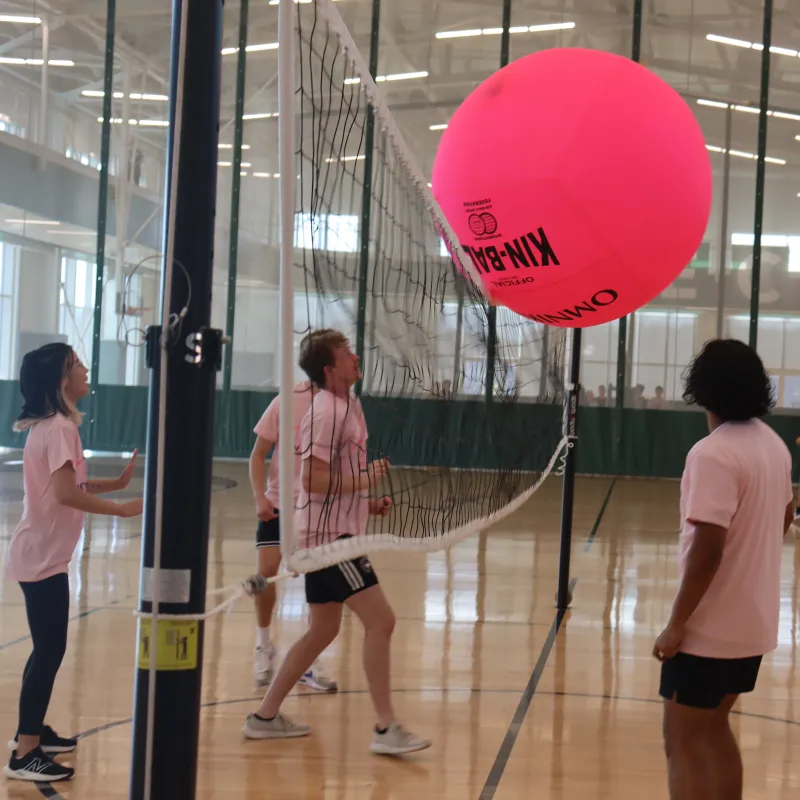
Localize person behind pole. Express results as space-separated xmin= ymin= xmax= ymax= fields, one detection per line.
xmin=248 ymin=369 xmax=337 ymax=692
xmin=243 ymin=329 xmax=430 ymax=755
xmin=653 ymin=339 xmax=794 ymax=800
xmin=3 ymin=343 xmax=143 ymax=783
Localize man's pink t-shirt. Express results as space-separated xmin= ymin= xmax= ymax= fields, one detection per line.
xmin=253 ymin=381 xmax=314 ymax=508
xmin=678 ymin=419 xmax=792 ymax=659
xmin=6 ymin=414 xmax=87 ymax=583
xmin=296 ymin=389 xmax=369 ymax=550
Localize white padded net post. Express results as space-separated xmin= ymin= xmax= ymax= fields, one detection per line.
xmin=281 ymin=0 xmax=570 ymax=574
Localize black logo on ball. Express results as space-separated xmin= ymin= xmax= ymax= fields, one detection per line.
xmin=468 ymin=212 xmax=498 ymax=237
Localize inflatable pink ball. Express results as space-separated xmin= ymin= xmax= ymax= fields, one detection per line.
xmin=432 ymin=48 xmax=712 ymax=328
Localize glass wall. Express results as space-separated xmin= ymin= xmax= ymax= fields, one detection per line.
xmin=4 ymin=0 xmax=798 ymax=452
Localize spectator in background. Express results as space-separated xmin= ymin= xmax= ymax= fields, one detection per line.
xmin=650 ymin=386 xmax=668 ymax=410
xmin=596 ymin=385 xmax=608 ymax=407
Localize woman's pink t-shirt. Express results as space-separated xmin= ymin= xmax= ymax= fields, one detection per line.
xmin=678 ymin=419 xmax=793 ymax=659
xmin=6 ymin=414 xmax=87 ymax=583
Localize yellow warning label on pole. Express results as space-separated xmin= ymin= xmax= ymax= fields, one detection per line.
xmin=137 ymin=619 xmax=198 ymax=671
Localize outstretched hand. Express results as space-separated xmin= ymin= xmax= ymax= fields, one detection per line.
xmin=118 ymin=449 xmax=138 ymax=490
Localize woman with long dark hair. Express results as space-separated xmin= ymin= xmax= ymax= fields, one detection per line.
xmin=4 ymin=343 xmax=143 ymax=783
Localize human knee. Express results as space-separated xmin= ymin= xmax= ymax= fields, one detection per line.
xmin=367 ymin=607 xmax=396 ymax=638
xmin=31 ymin=637 xmax=67 ymax=674
xmin=257 ymin=548 xmax=281 ymax=579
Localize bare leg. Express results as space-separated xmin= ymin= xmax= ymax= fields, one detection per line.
xmin=663 ymin=698 xmax=715 ymax=800
xmin=708 ymin=695 xmax=743 ymax=800
xmin=256 ymin=602 xmax=342 ymax=719
xmin=346 ymin=585 xmax=397 ymax=730
xmin=255 ymin=547 xmax=281 ymax=630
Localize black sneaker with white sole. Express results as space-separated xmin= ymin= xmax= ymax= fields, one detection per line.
xmin=7 ymin=725 xmax=77 ymax=754
xmin=3 ymin=747 xmax=74 ymax=782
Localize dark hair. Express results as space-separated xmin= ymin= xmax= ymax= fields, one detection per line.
xmin=682 ymin=339 xmax=774 ymax=421
xmin=15 ymin=343 xmax=77 ymax=430
xmin=298 ymin=329 xmax=347 ymax=388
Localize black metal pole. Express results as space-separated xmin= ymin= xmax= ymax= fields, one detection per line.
xmin=129 ymin=0 xmax=223 ymax=797
xmin=485 ymin=0 xmax=512 ymax=404
xmin=354 ymin=0 xmax=380 ymax=395
xmin=223 ymin=0 xmax=249 ymax=397
xmin=88 ymin=0 xmax=116 ymax=444
xmin=715 ymin=105 xmax=733 ymax=339
xmin=556 ymin=328 xmax=581 ymax=611
xmin=613 ymin=0 xmax=643 ymax=469
xmin=749 ymin=0 xmax=772 ymax=349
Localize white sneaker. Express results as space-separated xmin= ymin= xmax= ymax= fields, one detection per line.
xmin=298 ymin=660 xmax=338 ymax=693
xmin=254 ymin=643 xmax=277 ymax=687
xmin=242 ymin=712 xmax=310 ymax=740
xmin=369 ymin=722 xmax=431 ymax=756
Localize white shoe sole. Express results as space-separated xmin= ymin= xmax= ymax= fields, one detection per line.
xmin=241 ymin=725 xmax=310 ymax=740
xmin=370 ymin=740 xmax=432 ymax=756
xmin=298 ymin=675 xmax=338 ymax=693
xmin=3 ymin=765 xmax=74 ymax=782
xmin=254 ymin=672 xmax=274 ymax=688
xmin=7 ymin=739 xmax=77 ymax=754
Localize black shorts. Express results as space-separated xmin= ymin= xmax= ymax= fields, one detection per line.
xmin=305 ymin=554 xmax=379 ymax=604
xmin=256 ymin=515 xmax=280 ymax=548
xmin=659 ymin=652 xmax=763 ymax=710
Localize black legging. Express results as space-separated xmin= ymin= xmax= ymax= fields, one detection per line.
xmin=17 ymin=573 xmax=69 ymax=737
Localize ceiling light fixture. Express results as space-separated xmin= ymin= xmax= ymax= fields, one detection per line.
xmin=6 ymin=218 xmax=59 ymax=225
xmin=705 ymin=143 xmax=786 ymax=165
xmin=345 ymin=71 xmax=428 ymax=85
xmin=706 ymin=33 xmax=799 ymax=58
xmin=0 ymin=57 xmax=73 ymax=66
xmin=697 ymin=98 xmax=800 ymax=122
xmin=0 ymin=14 xmax=41 ymax=24
xmin=222 ymin=42 xmax=279 ymax=56
xmin=436 ymin=21 xmax=574 ymax=40
xmin=429 ymin=123 xmax=448 ymax=131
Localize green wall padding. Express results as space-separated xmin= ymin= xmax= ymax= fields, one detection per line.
xmin=0 ymin=380 xmax=796 ymax=482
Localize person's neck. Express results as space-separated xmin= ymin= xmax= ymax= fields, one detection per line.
xmin=325 ymin=382 xmax=350 ymax=399
xmin=706 ymin=411 xmax=723 ymax=432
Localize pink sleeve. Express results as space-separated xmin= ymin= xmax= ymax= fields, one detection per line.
xmin=254 ymin=397 xmax=279 ymax=442
xmin=45 ymin=424 xmax=79 ymax=475
xmin=302 ymin=397 xmax=340 ymax=465
xmin=684 ymin=449 xmax=739 ymax=528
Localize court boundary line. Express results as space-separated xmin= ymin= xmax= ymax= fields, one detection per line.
xmin=584 ymin=478 xmax=616 ymax=551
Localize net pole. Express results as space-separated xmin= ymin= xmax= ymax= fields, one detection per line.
xmin=88 ymin=0 xmax=116 ymax=444
xmin=484 ymin=0 xmax=512 ymax=404
xmin=277 ymin=0 xmax=296 ymax=555
xmin=223 ymin=0 xmax=250 ymax=399
xmin=714 ymin=105 xmax=733 ymax=340
xmin=749 ymin=0 xmax=772 ymax=350
xmin=556 ymin=327 xmax=581 ymax=610
xmin=129 ymin=0 xmax=223 ymax=796
xmin=613 ymin=0 xmax=643 ymax=470
xmin=354 ymin=0 xmax=381 ymax=392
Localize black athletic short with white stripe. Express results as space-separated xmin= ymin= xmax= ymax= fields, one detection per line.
xmin=305 ymin=541 xmax=378 ymax=604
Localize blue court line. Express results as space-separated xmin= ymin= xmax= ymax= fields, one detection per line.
xmin=0 ymin=606 xmax=108 ymax=653
xmin=584 ymin=478 xmax=617 ymax=552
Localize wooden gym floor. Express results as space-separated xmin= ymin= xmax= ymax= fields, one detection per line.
xmin=0 ymin=455 xmax=798 ymax=798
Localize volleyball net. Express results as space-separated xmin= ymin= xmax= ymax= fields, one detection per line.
xmin=274 ymin=0 xmax=570 ymax=575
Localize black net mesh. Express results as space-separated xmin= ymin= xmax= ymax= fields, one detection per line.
xmin=287 ymin=0 xmax=568 ymax=568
